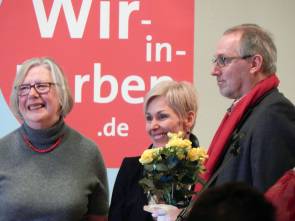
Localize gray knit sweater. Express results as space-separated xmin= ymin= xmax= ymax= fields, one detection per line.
xmin=0 ymin=120 xmax=109 ymax=221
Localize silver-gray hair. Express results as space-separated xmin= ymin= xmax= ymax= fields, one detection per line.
xmin=10 ymin=57 xmax=73 ymax=120
xmin=224 ymin=24 xmax=277 ymax=74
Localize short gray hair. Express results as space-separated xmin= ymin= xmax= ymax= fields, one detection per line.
xmin=10 ymin=57 xmax=73 ymax=119
xmin=224 ymin=24 xmax=277 ymax=74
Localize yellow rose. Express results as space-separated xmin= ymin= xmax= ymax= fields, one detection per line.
xmin=166 ymin=136 xmax=192 ymax=149
xmin=139 ymin=149 xmax=155 ymax=164
xmin=176 ymin=152 xmax=185 ymax=160
xmin=188 ymin=147 xmax=208 ymax=162
xmin=196 ymin=147 xmax=208 ymax=163
xmin=167 ymin=131 xmax=183 ymax=139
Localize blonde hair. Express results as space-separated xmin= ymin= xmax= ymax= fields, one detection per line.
xmin=10 ymin=57 xmax=73 ymax=120
xmin=144 ymin=80 xmax=198 ymax=130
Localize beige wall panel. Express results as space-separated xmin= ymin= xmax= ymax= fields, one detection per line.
xmin=194 ymin=0 xmax=295 ymax=147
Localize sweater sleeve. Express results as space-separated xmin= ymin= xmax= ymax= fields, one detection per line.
xmin=87 ymin=144 xmax=109 ymax=216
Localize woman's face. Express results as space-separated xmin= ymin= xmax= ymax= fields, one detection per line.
xmin=18 ymin=65 xmax=61 ymax=129
xmin=145 ymin=96 xmax=186 ymax=147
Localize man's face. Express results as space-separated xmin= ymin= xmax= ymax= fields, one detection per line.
xmin=211 ymin=32 xmax=253 ymax=99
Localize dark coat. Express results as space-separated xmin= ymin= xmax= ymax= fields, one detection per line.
xmin=108 ymin=156 xmax=153 ymax=221
xmin=109 ymin=134 xmax=199 ymax=221
xmin=213 ymin=89 xmax=295 ymax=192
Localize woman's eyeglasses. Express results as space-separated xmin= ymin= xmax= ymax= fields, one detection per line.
xmin=16 ymin=82 xmax=57 ymax=96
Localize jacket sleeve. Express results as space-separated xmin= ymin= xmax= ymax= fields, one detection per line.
xmin=250 ymin=101 xmax=295 ymax=192
xmin=108 ymin=157 xmax=153 ymax=221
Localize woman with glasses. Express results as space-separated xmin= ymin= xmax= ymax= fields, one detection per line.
xmin=0 ymin=57 xmax=109 ymax=221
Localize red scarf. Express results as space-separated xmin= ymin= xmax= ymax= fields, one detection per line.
xmin=199 ymin=74 xmax=279 ymax=188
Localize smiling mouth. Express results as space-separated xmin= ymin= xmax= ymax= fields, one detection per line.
xmin=152 ymin=133 xmax=167 ymax=140
xmin=28 ymin=103 xmax=45 ymax=111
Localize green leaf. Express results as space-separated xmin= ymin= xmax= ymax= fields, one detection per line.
xmin=143 ymin=164 xmax=154 ymax=172
xmin=155 ymin=163 xmax=169 ymax=171
xmin=139 ymin=177 xmax=155 ymax=189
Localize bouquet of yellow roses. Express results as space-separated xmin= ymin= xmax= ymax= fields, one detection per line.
xmin=139 ymin=132 xmax=208 ymax=208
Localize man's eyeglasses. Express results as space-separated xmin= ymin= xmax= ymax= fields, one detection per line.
xmin=212 ymin=55 xmax=253 ymax=67
xmin=15 ymin=82 xmax=57 ymax=96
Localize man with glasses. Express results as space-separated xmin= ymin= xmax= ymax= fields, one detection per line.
xmin=203 ymin=24 xmax=295 ymax=193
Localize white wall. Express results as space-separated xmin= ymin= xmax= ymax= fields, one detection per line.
xmin=194 ymin=0 xmax=295 ymax=148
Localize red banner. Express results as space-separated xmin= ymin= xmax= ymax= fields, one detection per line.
xmin=0 ymin=0 xmax=194 ymax=167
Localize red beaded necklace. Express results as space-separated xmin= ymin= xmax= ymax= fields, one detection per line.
xmin=22 ymin=133 xmax=63 ymax=153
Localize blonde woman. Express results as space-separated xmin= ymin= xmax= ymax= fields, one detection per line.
xmin=109 ymin=80 xmax=199 ymax=221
